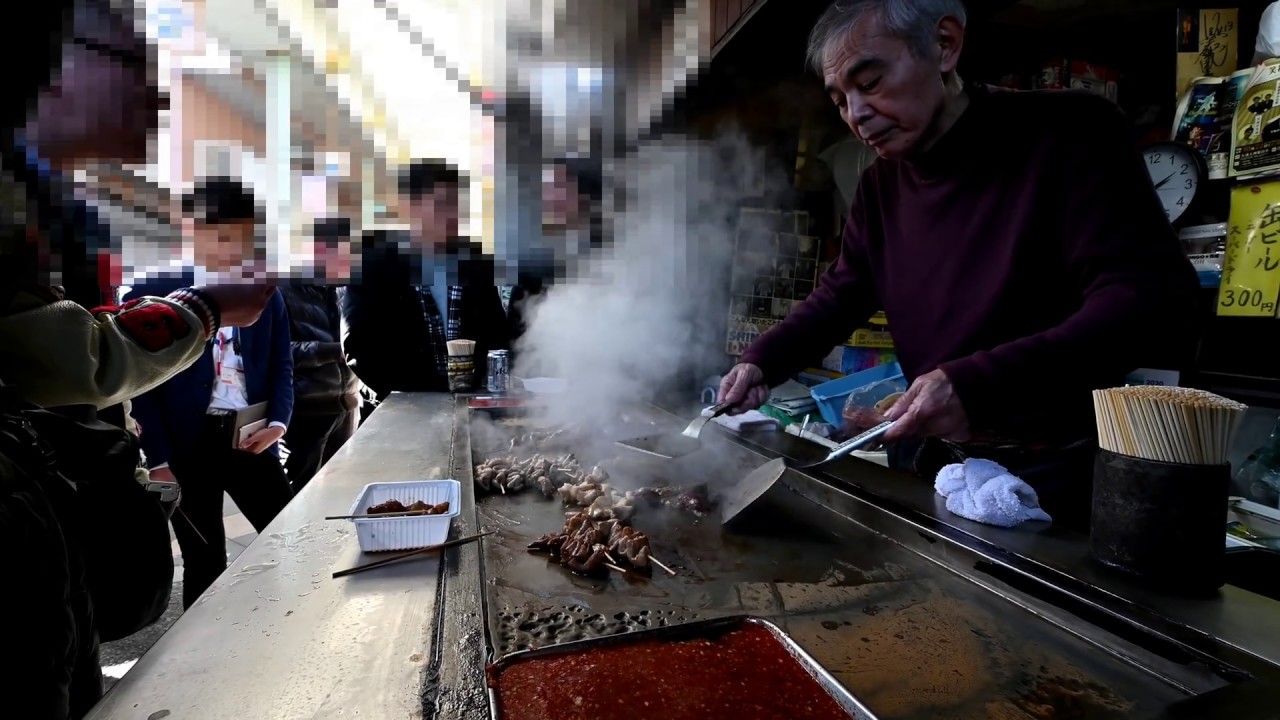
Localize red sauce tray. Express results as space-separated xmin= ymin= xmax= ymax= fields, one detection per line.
xmin=468 ymin=396 xmax=527 ymax=410
xmin=467 ymin=396 xmax=531 ymax=418
xmin=486 ymin=615 xmax=875 ymax=720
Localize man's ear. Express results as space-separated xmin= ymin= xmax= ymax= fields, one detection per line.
xmin=936 ymin=16 xmax=965 ymax=74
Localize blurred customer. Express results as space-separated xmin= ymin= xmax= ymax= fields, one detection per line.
xmin=0 ymin=3 xmax=270 ymax=718
xmin=507 ymin=157 xmax=603 ymax=355
xmin=1 ymin=0 xmax=274 ymax=410
xmin=342 ymin=160 xmax=508 ymax=408
xmin=280 ymin=218 xmax=359 ymax=492
xmin=127 ymin=180 xmax=295 ymax=609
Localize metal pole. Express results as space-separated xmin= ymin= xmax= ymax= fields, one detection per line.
xmin=265 ymin=50 xmax=293 ymax=276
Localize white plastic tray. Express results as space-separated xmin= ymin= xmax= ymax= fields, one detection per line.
xmin=348 ymin=480 xmax=460 ymax=553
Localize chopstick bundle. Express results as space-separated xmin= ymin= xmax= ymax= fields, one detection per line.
xmin=446 ymin=339 xmax=476 ymax=357
xmin=1092 ymin=386 xmax=1247 ymax=466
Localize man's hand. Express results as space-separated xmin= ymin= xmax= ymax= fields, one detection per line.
xmin=718 ymin=363 xmax=770 ymax=415
xmin=198 ymin=285 xmax=275 ymax=327
xmin=149 ymin=466 xmax=177 ymax=483
xmin=883 ymin=369 xmax=971 ymax=443
xmin=240 ymin=425 xmax=286 ymax=454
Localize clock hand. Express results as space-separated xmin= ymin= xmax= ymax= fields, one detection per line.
xmin=1153 ymin=171 xmax=1178 ymax=190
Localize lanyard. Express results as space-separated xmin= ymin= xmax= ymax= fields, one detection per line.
xmin=214 ymin=328 xmax=241 ymax=378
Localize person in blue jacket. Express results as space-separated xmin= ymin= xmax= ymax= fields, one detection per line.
xmin=127 ymin=179 xmax=295 ymax=608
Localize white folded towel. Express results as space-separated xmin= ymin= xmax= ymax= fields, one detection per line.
xmin=934 ymin=458 xmax=1052 ymax=528
xmin=711 ymin=409 xmax=779 ymax=433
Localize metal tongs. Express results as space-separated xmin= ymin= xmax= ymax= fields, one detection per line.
xmin=792 ymin=420 xmax=895 ymax=469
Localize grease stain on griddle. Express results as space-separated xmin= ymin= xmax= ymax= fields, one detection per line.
xmin=1001 ymin=674 xmax=1131 ymax=720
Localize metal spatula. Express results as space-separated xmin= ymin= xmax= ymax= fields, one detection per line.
xmin=721 ymin=421 xmax=895 ymax=525
xmin=616 ymin=403 xmax=733 ymax=460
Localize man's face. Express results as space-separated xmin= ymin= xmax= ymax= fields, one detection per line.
xmin=543 ymin=164 xmax=584 ymax=229
xmin=821 ymin=11 xmax=960 ymax=160
xmin=187 ymin=217 xmax=257 ymax=271
xmin=29 ymin=2 xmax=160 ymax=165
xmin=312 ymin=237 xmax=353 ymax=283
xmin=407 ymin=185 xmax=460 ymax=250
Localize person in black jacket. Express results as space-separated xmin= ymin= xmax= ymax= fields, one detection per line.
xmin=341 ymin=160 xmax=508 ymax=408
xmin=280 ymin=218 xmax=360 ymax=491
xmin=507 ymin=157 xmax=603 ymax=356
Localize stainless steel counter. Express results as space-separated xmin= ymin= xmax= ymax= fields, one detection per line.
xmin=87 ymin=393 xmax=1280 ymax=720
xmin=85 ymin=393 xmax=464 ymax=720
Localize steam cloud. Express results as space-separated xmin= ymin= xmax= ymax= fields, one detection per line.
xmin=513 ymin=130 xmax=788 ymax=428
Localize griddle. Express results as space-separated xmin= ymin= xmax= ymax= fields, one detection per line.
xmin=462 ymin=405 xmax=1212 ymax=719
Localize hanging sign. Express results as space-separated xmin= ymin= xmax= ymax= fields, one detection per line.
xmin=1218 ymin=181 xmax=1280 ymax=317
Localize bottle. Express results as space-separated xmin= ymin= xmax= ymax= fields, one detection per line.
xmin=1234 ymin=418 xmax=1280 ymax=508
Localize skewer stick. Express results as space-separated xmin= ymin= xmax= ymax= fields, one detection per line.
xmin=604 ymin=562 xmax=629 ymax=575
xmin=650 ymin=555 xmax=678 ymax=576
xmin=332 ymin=531 xmax=494 ymax=579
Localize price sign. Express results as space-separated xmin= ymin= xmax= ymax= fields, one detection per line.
xmin=1218 ymin=182 xmax=1280 ymax=317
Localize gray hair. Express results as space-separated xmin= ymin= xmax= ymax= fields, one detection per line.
xmin=805 ymin=0 xmax=968 ymax=74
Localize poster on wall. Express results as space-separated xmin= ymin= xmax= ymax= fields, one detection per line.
xmin=725 ymin=207 xmax=821 ymax=356
xmin=1175 ymin=8 xmax=1239 ymax=102
xmin=1173 ymin=69 xmax=1250 ymax=179
xmin=1230 ymin=58 xmax=1280 ymax=178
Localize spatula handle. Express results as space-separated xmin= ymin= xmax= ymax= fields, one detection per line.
xmin=709 ymin=402 xmax=733 ymax=418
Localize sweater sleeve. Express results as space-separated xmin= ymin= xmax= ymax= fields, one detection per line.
xmin=940 ymin=99 xmax=1201 ymax=430
xmin=0 ymin=289 xmax=213 ymax=409
xmin=741 ymin=198 xmax=879 ymax=387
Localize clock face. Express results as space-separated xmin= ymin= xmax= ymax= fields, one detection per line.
xmin=1142 ymin=144 xmax=1201 ymax=224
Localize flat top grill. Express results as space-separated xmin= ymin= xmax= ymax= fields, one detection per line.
xmin=465 ymin=410 xmax=1191 ymax=720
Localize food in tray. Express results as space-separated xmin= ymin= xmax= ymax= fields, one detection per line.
xmin=488 ymin=622 xmax=852 ymax=720
xmin=365 ymin=499 xmax=451 ymax=516
xmin=528 ymin=511 xmax=651 ymax=575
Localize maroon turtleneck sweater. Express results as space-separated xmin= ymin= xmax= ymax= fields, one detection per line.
xmin=743 ymin=86 xmax=1200 ymax=444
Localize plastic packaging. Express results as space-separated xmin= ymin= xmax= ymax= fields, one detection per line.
xmin=1234 ymin=418 xmax=1280 ymax=507
xmin=349 ymin=480 xmax=460 ymax=552
xmin=841 ymin=376 xmax=907 ymax=438
xmin=1258 ymin=2 xmax=1280 ymax=61
xmin=810 ymin=362 xmax=903 ymax=426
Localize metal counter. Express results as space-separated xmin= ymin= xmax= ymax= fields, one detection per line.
xmin=86 ymin=394 xmax=1280 ymax=719
xmin=85 ymin=393 xmax=465 ymax=720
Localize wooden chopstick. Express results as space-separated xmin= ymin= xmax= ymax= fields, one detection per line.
xmin=325 ymin=509 xmax=448 ymax=520
xmin=331 ymin=531 xmax=494 ymax=579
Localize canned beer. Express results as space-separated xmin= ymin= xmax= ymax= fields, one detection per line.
xmin=487 ymin=350 xmax=510 ymax=393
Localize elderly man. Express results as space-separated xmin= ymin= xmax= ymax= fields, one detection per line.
xmin=719 ymin=0 xmax=1199 ymax=525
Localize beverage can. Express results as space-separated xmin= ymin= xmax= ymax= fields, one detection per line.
xmin=487 ymin=350 xmax=510 ymax=393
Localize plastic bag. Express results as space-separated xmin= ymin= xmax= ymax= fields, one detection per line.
xmin=841 ymin=376 xmax=908 ymax=440
xmin=1258 ymin=2 xmax=1280 ymax=60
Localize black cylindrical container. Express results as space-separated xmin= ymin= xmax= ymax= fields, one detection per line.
xmin=1089 ymin=449 xmax=1230 ymax=596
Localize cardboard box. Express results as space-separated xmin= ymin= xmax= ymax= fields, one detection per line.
xmin=845 ymin=328 xmax=894 ymax=349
